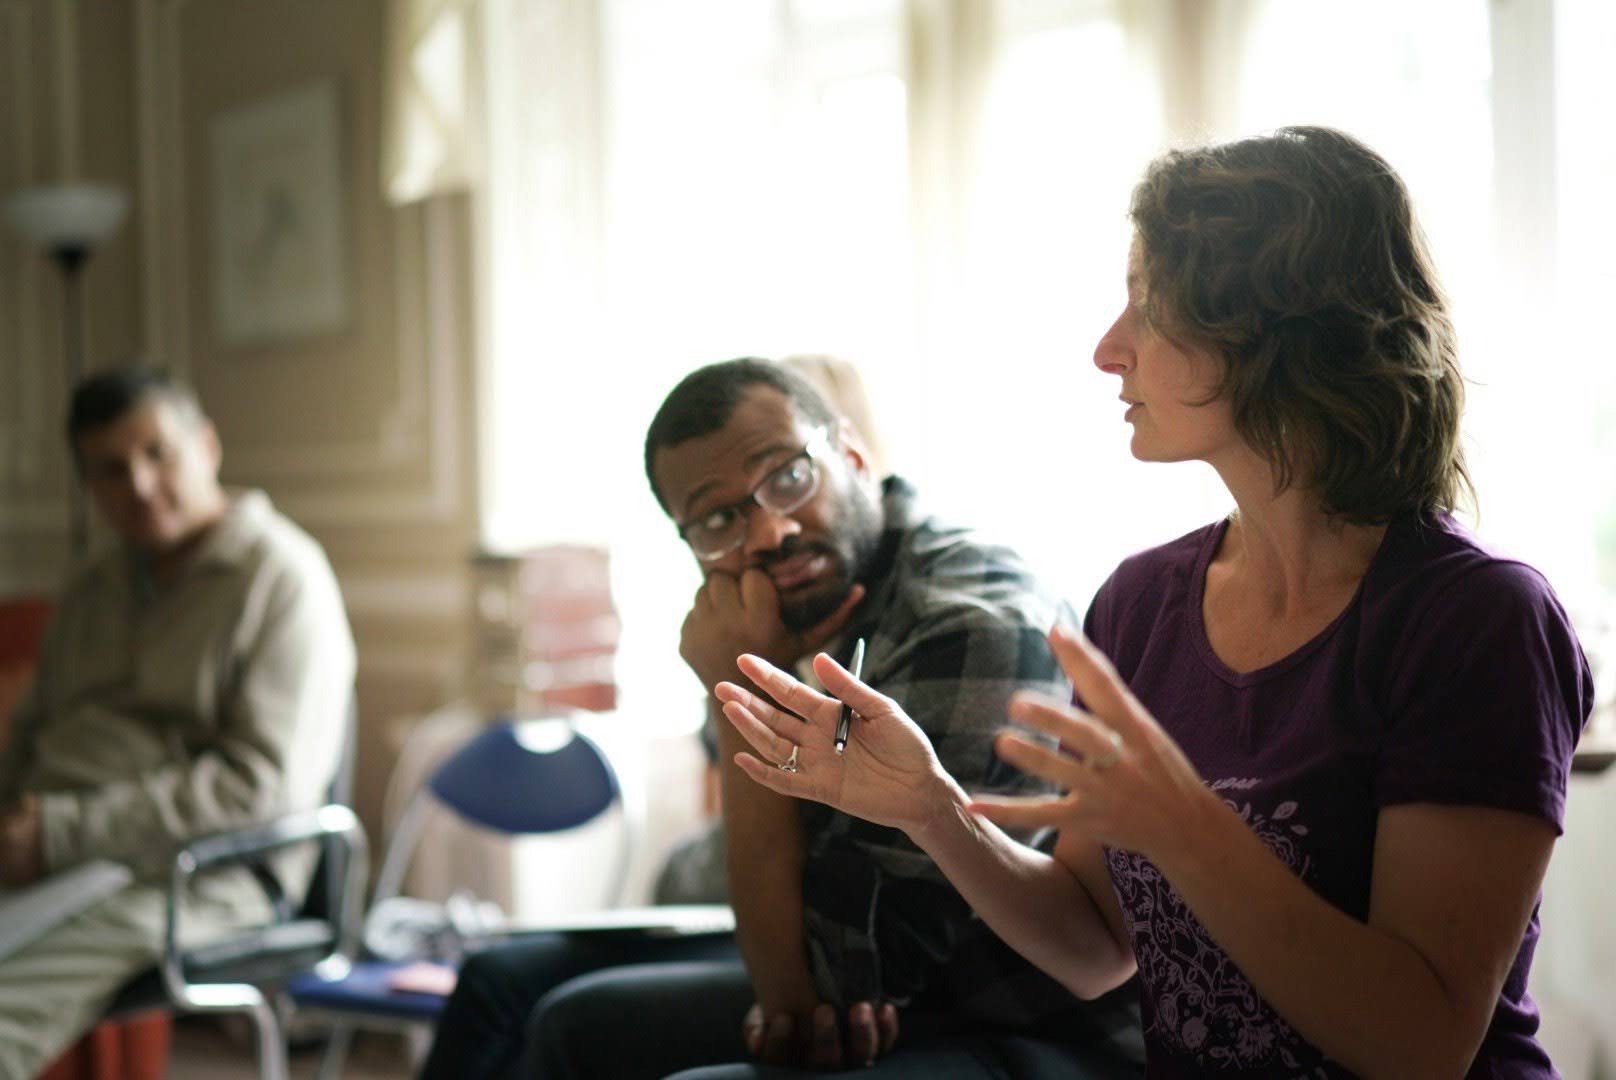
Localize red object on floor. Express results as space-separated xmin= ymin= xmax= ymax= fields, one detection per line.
xmin=37 ymin=1013 xmax=171 ymax=1080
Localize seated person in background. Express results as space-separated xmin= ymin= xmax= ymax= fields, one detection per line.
xmin=720 ymin=127 xmax=1592 ymax=1076
xmin=650 ymin=721 xmax=728 ymax=907
xmin=0 ymin=367 xmax=355 ymax=1079
xmin=517 ymin=358 xmax=1141 ymax=1078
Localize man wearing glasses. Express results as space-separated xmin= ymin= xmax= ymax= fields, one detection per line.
xmin=425 ymin=358 xmax=1140 ymax=1079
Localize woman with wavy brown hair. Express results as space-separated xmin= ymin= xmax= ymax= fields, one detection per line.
xmin=717 ymin=127 xmax=1592 ymax=1077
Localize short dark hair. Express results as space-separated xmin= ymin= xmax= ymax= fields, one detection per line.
xmin=67 ymin=367 xmax=204 ymax=461
xmin=1129 ymin=125 xmax=1471 ymax=523
xmin=643 ymin=357 xmax=838 ymax=514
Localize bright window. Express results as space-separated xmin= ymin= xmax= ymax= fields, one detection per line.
xmin=1554 ymin=0 xmax=1616 ymax=703
xmin=479 ymin=0 xmax=1613 ymax=729
xmin=911 ymin=9 xmax=1214 ymax=614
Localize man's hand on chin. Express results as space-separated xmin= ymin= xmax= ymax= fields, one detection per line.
xmin=681 ymin=569 xmax=864 ymax=693
xmin=0 ymin=794 xmax=45 ymax=887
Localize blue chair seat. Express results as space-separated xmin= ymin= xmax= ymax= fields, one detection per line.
xmin=288 ymin=962 xmax=450 ymax=1023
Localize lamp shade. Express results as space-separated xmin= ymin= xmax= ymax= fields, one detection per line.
xmin=5 ymin=183 xmax=128 ymax=252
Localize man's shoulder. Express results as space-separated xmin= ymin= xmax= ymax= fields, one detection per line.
xmin=221 ymin=496 xmax=353 ymax=652
xmin=222 ymin=492 xmax=338 ymax=584
xmin=889 ymin=512 xmax=1065 ymax=628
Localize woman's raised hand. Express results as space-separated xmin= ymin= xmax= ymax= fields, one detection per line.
xmin=971 ymin=625 xmax=1214 ymax=861
xmin=718 ymin=652 xmax=957 ymax=836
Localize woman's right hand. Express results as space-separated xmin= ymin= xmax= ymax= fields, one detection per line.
xmin=718 ymin=652 xmax=959 ymax=837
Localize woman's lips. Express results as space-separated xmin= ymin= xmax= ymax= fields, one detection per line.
xmin=768 ymin=552 xmax=831 ymax=591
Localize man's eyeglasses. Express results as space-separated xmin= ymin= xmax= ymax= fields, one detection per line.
xmin=678 ymin=428 xmax=832 ymax=561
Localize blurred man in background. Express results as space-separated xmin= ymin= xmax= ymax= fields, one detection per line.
xmin=0 ymin=367 xmax=354 ymax=1079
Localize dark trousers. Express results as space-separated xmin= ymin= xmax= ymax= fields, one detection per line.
xmin=418 ymin=931 xmax=740 ymax=1080
xmin=527 ymin=961 xmax=1145 ymax=1080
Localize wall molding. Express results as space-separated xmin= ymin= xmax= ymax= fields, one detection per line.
xmin=134 ymin=0 xmax=469 ymax=526
xmin=357 ymin=644 xmax=460 ymax=684
xmin=271 ymin=197 xmax=468 ymax=526
xmin=340 ymin=570 xmax=464 ymax=622
xmin=53 ymin=0 xmax=79 ymax=178
xmin=1 ymin=0 xmax=69 ymax=540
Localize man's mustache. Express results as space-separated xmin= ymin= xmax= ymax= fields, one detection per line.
xmin=750 ymin=535 xmax=838 ymax=572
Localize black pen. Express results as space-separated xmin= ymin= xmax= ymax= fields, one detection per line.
xmin=834 ymin=637 xmax=866 ymax=755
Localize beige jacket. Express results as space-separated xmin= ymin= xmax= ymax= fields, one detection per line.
xmin=0 ymin=491 xmax=355 ymax=905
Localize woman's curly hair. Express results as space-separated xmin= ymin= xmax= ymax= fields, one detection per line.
xmin=1129 ymin=125 xmax=1471 ymax=523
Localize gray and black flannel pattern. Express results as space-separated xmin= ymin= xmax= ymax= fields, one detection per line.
xmin=796 ymin=477 xmax=1141 ymax=1055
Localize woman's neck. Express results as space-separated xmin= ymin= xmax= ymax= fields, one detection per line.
xmin=1211 ymin=453 xmax=1385 ymax=617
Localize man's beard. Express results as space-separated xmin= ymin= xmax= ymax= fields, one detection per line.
xmin=768 ymin=486 xmax=884 ymax=633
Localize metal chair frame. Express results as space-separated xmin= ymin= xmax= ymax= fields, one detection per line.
xmin=99 ymin=702 xmax=369 ymax=1080
xmin=156 ymin=806 xmax=368 ymax=1080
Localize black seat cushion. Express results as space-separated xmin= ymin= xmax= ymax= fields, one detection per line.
xmin=104 ymin=919 xmax=337 ymax=1019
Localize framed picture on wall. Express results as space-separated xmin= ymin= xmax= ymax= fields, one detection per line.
xmin=208 ymin=78 xmax=350 ymax=348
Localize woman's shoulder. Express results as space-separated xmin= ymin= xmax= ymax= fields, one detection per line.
xmin=1363 ymin=513 xmax=1590 ymax=732
xmin=1364 ymin=514 xmax=1567 ymax=629
xmin=1087 ymin=520 xmax=1224 ymax=649
xmin=1366 ymin=515 xmax=1592 ymax=830
xmin=1102 ymin=520 xmax=1223 ymax=602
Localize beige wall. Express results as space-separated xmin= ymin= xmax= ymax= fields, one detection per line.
xmin=1 ymin=0 xmax=144 ymax=586
xmin=0 ymin=0 xmax=480 ymax=845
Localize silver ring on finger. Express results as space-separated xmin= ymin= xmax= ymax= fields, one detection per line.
xmin=1089 ymin=728 xmax=1124 ymax=770
xmin=778 ymin=744 xmax=801 ymax=773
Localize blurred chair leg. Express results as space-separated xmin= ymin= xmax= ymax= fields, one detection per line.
xmin=244 ymin=997 xmax=290 ymax=1080
xmin=405 ymin=1022 xmax=433 ymax=1070
xmin=315 ymin=1020 xmax=355 ymax=1080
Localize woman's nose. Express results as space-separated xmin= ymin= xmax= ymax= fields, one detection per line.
xmin=1093 ymin=307 xmax=1134 ymax=375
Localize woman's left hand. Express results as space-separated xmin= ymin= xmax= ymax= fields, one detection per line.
xmin=718 ymin=652 xmax=956 ymax=838
xmin=972 ymin=625 xmax=1217 ymax=860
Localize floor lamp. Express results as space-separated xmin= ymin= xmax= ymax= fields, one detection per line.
xmin=4 ymin=183 xmax=129 ymax=559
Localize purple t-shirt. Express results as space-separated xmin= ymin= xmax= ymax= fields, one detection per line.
xmin=1084 ymin=513 xmax=1591 ymax=1078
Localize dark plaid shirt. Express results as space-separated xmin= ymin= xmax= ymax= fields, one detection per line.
xmin=797 ymin=477 xmax=1141 ymax=1056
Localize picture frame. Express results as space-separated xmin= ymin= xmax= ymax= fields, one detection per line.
xmin=208 ymin=79 xmax=350 ymax=347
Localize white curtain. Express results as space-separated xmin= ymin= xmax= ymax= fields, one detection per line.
xmin=381 ymin=0 xmax=486 ymax=205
